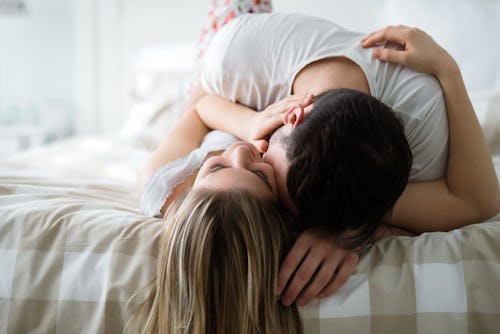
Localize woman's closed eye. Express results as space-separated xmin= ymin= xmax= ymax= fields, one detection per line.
xmin=251 ymin=169 xmax=272 ymax=188
xmin=208 ymin=162 xmax=272 ymax=190
xmin=209 ymin=163 xmax=228 ymax=172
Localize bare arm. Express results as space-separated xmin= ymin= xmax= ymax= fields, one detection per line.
xmin=363 ymin=26 xmax=500 ymax=233
xmin=139 ymin=87 xmax=313 ymax=189
xmin=276 ymin=222 xmax=414 ymax=306
xmin=138 ymin=85 xmax=209 ymax=190
xmin=195 ymin=93 xmax=313 ymax=151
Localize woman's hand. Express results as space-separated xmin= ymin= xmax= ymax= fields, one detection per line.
xmin=362 ymin=25 xmax=459 ymax=78
xmin=247 ymin=93 xmax=314 ymax=151
xmin=194 ymin=93 xmax=313 ymax=153
xmin=276 ymin=228 xmax=359 ymax=306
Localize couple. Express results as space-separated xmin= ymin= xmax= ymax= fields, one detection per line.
xmin=130 ymin=4 xmax=500 ymax=334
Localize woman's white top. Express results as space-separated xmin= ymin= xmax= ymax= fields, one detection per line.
xmin=200 ymin=12 xmax=449 ymax=182
xmin=142 ymin=12 xmax=449 ymax=216
xmin=141 ymin=131 xmax=238 ymax=217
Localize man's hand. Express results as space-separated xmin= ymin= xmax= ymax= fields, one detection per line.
xmin=276 ymin=228 xmax=359 ymax=306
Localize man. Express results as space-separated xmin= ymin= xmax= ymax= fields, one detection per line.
xmin=141 ymin=11 xmax=500 ymax=307
xmin=190 ymin=13 xmax=499 ymax=306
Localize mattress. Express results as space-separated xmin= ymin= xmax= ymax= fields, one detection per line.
xmin=1 ymin=137 xmax=499 ymax=333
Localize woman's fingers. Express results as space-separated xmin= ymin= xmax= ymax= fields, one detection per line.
xmin=260 ymin=112 xmax=287 ymax=137
xmin=362 ymin=25 xmax=409 ymax=48
xmin=254 ymin=93 xmax=313 ymax=140
xmin=250 ymin=139 xmax=268 ymax=153
xmin=364 ymin=25 xmax=451 ymax=75
xmin=277 ymin=93 xmax=313 ymax=115
xmin=372 ymin=47 xmax=407 ymax=65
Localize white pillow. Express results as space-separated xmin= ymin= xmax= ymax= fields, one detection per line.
xmin=121 ymin=43 xmax=197 ymax=149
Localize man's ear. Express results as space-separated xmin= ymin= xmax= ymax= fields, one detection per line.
xmin=283 ymin=105 xmax=305 ymax=129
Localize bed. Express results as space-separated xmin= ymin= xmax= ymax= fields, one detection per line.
xmin=0 ymin=139 xmax=499 ymax=333
xmin=2 ymin=0 xmax=500 ymax=333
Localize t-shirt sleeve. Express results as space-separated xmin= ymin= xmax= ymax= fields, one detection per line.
xmin=402 ymin=76 xmax=449 ymax=182
xmin=140 ymin=131 xmax=239 ymax=217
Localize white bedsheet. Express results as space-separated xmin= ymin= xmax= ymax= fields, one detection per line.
xmin=1 ymin=137 xmax=499 ymax=333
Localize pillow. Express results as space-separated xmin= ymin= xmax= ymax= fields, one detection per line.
xmin=120 ymin=0 xmax=274 ymax=150
xmin=120 ymin=43 xmax=196 ymax=150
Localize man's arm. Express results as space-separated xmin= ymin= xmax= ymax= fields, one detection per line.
xmin=277 ymin=223 xmax=414 ymax=306
xmin=363 ymin=26 xmax=500 ymax=233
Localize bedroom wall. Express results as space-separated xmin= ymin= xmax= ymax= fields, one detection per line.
xmin=74 ymin=0 xmax=380 ymax=136
xmin=24 ymin=0 xmax=499 ymax=140
xmin=0 ymin=0 xmax=74 ymax=136
xmin=118 ymin=0 xmax=379 ymax=51
xmin=2 ymin=0 xmax=497 ymax=144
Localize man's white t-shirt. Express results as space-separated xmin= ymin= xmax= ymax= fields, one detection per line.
xmin=141 ymin=12 xmax=450 ymax=217
xmin=200 ymin=12 xmax=449 ymax=182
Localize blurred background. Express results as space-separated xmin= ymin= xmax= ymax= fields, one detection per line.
xmin=0 ymin=0 xmax=499 ymax=156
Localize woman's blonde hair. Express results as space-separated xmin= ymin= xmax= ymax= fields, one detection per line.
xmin=126 ymin=188 xmax=302 ymax=334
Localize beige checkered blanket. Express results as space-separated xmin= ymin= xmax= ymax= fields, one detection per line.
xmin=1 ymin=137 xmax=499 ymax=334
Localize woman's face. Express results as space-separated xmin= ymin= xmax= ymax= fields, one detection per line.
xmin=193 ymin=141 xmax=278 ymax=200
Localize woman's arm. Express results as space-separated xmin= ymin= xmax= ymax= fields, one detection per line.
xmin=195 ymin=93 xmax=313 ymax=151
xmin=139 ymin=86 xmax=313 ymax=189
xmin=138 ymin=84 xmax=209 ymax=190
xmin=363 ymin=26 xmax=500 ymax=233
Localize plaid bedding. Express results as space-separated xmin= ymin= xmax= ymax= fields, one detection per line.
xmin=1 ymin=138 xmax=499 ymax=334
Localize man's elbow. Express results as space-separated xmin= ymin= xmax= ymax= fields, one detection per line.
xmin=489 ymin=189 xmax=500 ymax=218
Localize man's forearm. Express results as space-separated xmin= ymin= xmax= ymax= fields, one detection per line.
xmin=371 ymin=224 xmax=417 ymax=242
xmin=339 ymin=225 xmax=416 ymax=253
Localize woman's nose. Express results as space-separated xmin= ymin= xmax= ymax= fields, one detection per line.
xmin=230 ymin=144 xmax=260 ymax=167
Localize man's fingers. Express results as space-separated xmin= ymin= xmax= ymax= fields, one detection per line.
xmin=317 ymin=253 xmax=359 ymax=298
xmin=280 ymin=252 xmax=322 ymax=306
xmin=295 ymin=257 xmax=339 ymax=306
xmin=276 ymin=236 xmax=311 ymax=296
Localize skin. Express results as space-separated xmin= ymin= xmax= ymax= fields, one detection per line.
xmin=193 ymin=141 xmax=279 ymax=200
xmin=141 ymin=25 xmax=500 ymax=307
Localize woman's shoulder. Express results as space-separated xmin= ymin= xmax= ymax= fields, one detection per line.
xmin=140 ymin=131 xmax=238 ymax=217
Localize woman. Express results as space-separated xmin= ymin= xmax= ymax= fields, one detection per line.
xmin=127 ymin=189 xmax=302 ymax=334
xmin=137 ymin=0 xmax=361 ymax=308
